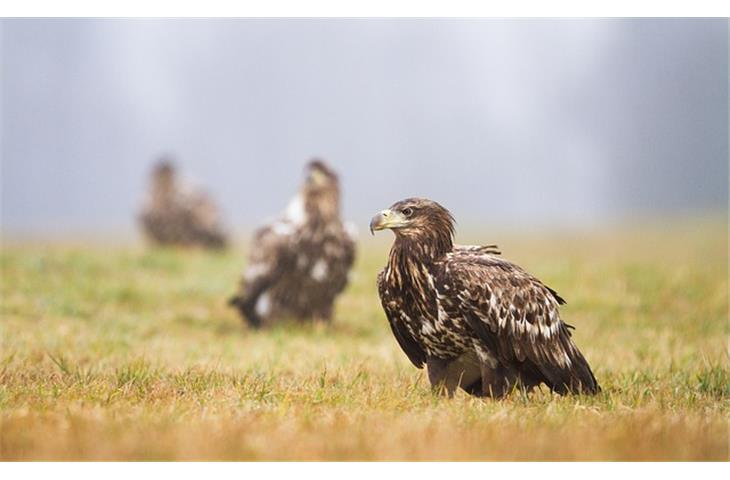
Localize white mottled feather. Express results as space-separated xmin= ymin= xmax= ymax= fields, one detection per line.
xmin=284 ymin=194 xmax=307 ymax=225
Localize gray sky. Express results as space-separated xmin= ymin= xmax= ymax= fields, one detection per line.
xmin=1 ymin=18 xmax=727 ymax=235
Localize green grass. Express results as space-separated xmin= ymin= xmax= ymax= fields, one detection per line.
xmin=1 ymin=219 xmax=728 ymax=460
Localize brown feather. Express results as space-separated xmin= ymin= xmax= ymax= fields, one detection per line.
xmin=230 ymin=160 xmax=355 ymax=327
xmin=374 ymin=198 xmax=599 ymax=397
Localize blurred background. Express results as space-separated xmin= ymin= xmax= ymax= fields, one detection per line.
xmin=1 ymin=18 xmax=727 ymax=239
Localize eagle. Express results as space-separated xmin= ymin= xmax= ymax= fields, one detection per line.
xmin=229 ymin=159 xmax=356 ymax=328
xmin=139 ymin=158 xmax=228 ymax=249
xmin=370 ymin=198 xmax=599 ymax=398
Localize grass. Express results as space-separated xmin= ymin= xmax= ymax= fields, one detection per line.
xmin=0 ymin=218 xmax=728 ymax=460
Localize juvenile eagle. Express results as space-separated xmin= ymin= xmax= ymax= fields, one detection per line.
xmin=370 ymin=198 xmax=599 ymax=398
xmin=139 ymin=158 xmax=228 ymax=249
xmin=229 ymin=159 xmax=356 ymax=328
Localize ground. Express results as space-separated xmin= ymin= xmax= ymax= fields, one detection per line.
xmin=1 ymin=218 xmax=728 ymax=460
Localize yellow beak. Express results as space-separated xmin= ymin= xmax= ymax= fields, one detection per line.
xmin=369 ymin=209 xmax=395 ymax=235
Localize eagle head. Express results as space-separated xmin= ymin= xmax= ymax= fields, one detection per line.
xmin=301 ymin=158 xmax=341 ymax=220
xmin=304 ymin=158 xmax=339 ymax=193
xmin=370 ymin=198 xmax=455 ymax=248
xmin=151 ymin=156 xmax=177 ymax=197
xmin=153 ymin=156 xmax=176 ymax=182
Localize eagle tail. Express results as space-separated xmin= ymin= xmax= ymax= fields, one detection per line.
xmin=228 ymin=293 xmax=263 ymax=328
xmin=544 ymin=346 xmax=600 ymax=395
xmin=192 ymin=227 xmax=227 ymax=250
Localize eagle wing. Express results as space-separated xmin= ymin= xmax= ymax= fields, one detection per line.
xmin=170 ymin=184 xmax=227 ymax=248
xmin=247 ymin=220 xmax=296 ymax=280
xmin=435 ymin=252 xmax=598 ymax=393
xmin=377 ymin=270 xmax=427 ymax=369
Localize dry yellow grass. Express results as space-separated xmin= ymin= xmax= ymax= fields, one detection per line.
xmin=1 ymin=218 xmax=728 ymax=460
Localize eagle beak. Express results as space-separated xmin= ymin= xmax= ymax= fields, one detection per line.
xmin=308 ymin=168 xmax=327 ymax=187
xmin=369 ymin=209 xmax=392 ymax=235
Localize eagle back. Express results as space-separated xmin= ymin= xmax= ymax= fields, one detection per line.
xmin=268 ymin=218 xmax=354 ymax=315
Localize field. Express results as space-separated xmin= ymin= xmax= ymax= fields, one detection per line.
xmin=1 ymin=219 xmax=728 ymax=461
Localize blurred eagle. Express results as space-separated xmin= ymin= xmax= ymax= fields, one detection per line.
xmin=370 ymin=198 xmax=599 ymax=398
xmin=229 ymin=159 xmax=356 ymax=328
xmin=139 ymin=158 xmax=228 ymax=249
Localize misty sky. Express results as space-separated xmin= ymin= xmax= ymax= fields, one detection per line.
xmin=1 ymin=18 xmax=727 ymax=235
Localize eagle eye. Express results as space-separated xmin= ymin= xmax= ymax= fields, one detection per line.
xmin=401 ymin=207 xmax=413 ymax=217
